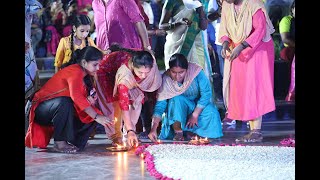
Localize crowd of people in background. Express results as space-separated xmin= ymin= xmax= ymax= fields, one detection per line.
xmin=27 ymin=0 xmax=294 ymax=100
xmin=25 ymin=0 xmax=295 ymax=153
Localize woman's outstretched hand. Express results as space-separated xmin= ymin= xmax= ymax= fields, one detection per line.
xmin=186 ymin=114 xmax=199 ymax=129
xmin=95 ymin=115 xmax=114 ymax=127
xmin=148 ymin=130 xmax=158 ymax=142
xmin=127 ymin=131 xmax=139 ymax=147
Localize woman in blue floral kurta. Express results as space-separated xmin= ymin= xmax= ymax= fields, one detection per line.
xmin=148 ymin=53 xmax=223 ymax=141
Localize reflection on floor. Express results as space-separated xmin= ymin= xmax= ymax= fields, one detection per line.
xmin=25 ymin=104 xmax=295 ymax=180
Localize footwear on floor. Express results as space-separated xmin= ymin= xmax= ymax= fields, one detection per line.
xmin=222 ymin=112 xmax=236 ymax=126
xmin=185 ymin=131 xmax=197 ymax=140
xmin=225 ymin=124 xmax=236 ymax=130
xmin=67 ymin=142 xmax=80 ymax=151
xmin=173 ymin=132 xmax=184 ymax=141
xmin=224 ymin=120 xmax=236 ymax=125
xmin=52 ymin=144 xmax=78 ymax=154
xmin=235 ymin=130 xmax=263 ymax=143
xmin=222 ymin=117 xmax=236 ymax=126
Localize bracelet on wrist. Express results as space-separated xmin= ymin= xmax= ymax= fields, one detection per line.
xmin=172 ymin=23 xmax=176 ymax=29
xmin=241 ymin=42 xmax=247 ymax=49
xmin=145 ymin=45 xmax=152 ymax=51
xmin=168 ymin=23 xmax=175 ymax=30
xmin=127 ymin=129 xmax=137 ymax=134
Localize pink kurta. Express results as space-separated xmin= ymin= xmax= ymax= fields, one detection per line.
xmin=92 ymin=0 xmax=144 ymax=50
xmin=226 ymin=10 xmax=275 ymax=120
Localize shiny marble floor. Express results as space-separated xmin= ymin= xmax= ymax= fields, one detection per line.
xmin=25 ymin=103 xmax=295 ymax=180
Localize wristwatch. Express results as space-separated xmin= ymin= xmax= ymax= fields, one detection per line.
xmin=145 ymin=45 xmax=152 ymax=51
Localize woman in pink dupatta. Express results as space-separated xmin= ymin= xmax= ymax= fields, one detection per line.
xmin=218 ymin=0 xmax=275 ymax=142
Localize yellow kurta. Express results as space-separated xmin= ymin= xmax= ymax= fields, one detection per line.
xmin=54 ymin=35 xmax=98 ymax=68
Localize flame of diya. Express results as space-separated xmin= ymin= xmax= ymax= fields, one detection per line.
xmin=106 ymin=142 xmax=130 ymax=152
xmin=188 ymin=136 xmax=209 ymax=145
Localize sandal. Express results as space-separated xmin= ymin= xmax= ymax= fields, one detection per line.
xmin=51 ymin=145 xmax=78 ymax=154
xmin=185 ymin=131 xmax=197 ymax=140
xmin=222 ymin=114 xmax=236 ymax=126
xmin=235 ymin=130 xmax=263 ymax=143
xmin=89 ymin=128 xmax=96 ymax=139
xmin=67 ymin=142 xmax=80 ymax=151
xmin=173 ymin=132 xmax=184 ymax=141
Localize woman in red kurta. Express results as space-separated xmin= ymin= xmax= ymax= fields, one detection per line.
xmin=96 ymin=45 xmax=162 ymax=147
xmin=25 ymin=46 xmax=113 ymax=153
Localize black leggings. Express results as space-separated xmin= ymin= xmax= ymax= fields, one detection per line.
xmin=34 ymin=96 xmax=96 ymax=150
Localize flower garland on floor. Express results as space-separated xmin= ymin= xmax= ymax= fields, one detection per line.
xmin=279 ymin=137 xmax=295 ymax=147
xmin=135 ymin=142 xmax=295 ymax=180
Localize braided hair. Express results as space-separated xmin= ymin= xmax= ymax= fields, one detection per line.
xmin=69 ymin=14 xmax=91 ymax=62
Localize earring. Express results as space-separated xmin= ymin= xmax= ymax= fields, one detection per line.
xmin=81 ymin=60 xmax=86 ymax=68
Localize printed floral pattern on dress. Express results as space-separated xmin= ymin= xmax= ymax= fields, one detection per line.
xmin=118 ymin=84 xmax=130 ymax=110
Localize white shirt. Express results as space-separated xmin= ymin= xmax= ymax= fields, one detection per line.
xmin=208 ymin=0 xmax=222 ymax=45
xmin=141 ymin=1 xmax=154 ymax=25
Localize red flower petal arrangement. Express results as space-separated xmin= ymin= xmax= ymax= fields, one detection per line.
xmin=279 ymin=137 xmax=295 ymax=147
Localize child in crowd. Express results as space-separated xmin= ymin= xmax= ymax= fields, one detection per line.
xmin=54 ymin=14 xmax=103 ymax=72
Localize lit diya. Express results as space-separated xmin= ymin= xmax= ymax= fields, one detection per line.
xmin=106 ymin=142 xmax=130 ymax=152
xmin=188 ymin=136 xmax=210 ymax=145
